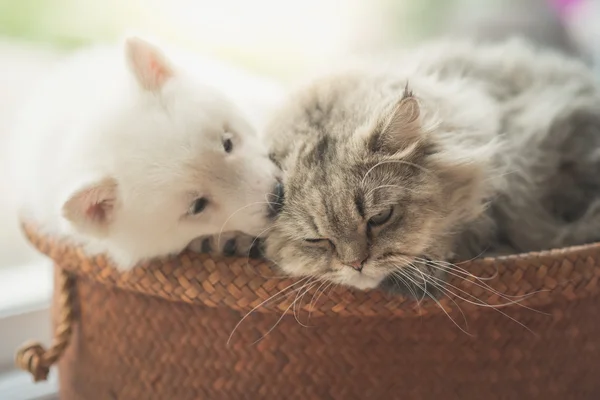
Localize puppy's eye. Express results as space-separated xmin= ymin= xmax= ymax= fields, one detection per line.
xmin=222 ymin=136 xmax=233 ymax=153
xmin=368 ymin=206 xmax=393 ymax=226
xmin=189 ymin=197 xmax=208 ymax=215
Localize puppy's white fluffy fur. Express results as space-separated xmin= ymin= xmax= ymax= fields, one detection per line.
xmin=9 ymin=37 xmax=281 ymax=269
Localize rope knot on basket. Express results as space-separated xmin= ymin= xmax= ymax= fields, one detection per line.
xmin=15 ymin=269 xmax=76 ymax=382
xmin=15 ymin=342 xmax=52 ymax=382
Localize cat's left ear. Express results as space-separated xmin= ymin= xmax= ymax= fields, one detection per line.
xmin=365 ymin=88 xmax=423 ymax=155
xmin=125 ymin=36 xmax=175 ymax=91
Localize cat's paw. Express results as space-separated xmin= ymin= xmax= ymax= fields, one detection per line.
xmin=188 ymin=232 xmax=263 ymax=259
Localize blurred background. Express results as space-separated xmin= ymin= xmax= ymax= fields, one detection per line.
xmin=0 ymin=1 xmax=599 ymax=392
xmin=0 ymin=0 xmax=599 ymax=274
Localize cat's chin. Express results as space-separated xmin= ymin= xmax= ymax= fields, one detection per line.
xmin=378 ymin=272 xmax=445 ymax=300
xmin=331 ymin=272 xmax=385 ymax=291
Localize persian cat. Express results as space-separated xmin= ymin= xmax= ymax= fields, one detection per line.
xmin=262 ymin=39 xmax=600 ymax=297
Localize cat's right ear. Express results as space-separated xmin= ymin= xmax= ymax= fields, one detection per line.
xmin=365 ymin=90 xmax=424 ymax=155
xmin=124 ymin=36 xmax=175 ymax=91
xmin=61 ymin=177 xmax=119 ymax=237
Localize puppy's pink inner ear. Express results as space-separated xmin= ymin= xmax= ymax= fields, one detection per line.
xmin=125 ymin=37 xmax=174 ymax=91
xmin=145 ymin=55 xmax=171 ymax=87
xmin=62 ymin=178 xmax=118 ymax=233
xmin=84 ymin=196 xmax=115 ymax=223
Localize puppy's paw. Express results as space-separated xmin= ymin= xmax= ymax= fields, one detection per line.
xmin=188 ymin=232 xmax=263 ymax=259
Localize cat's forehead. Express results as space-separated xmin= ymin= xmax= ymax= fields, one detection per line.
xmin=285 ymin=186 xmax=361 ymax=236
xmin=286 ymin=159 xmax=363 ymax=222
xmin=290 ymin=148 xmax=358 ymax=193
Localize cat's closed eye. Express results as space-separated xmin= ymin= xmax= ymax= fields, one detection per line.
xmin=303 ymin=238 xmax=334 ymax=248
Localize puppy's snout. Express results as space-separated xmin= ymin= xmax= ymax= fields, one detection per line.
xmin=267 ymin=180 xmax=284 ymax=218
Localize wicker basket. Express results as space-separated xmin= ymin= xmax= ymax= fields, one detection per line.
xmin=15 ymin=223 xmax=600 ymax=400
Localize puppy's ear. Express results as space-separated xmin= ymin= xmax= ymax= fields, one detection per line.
xmin=62 ymin=177 xmax=119 ymax=237
xmin=366 ymin=86 xmax=423 ymax=155
xmin=125 ymin=36 xmax=174 ymax=91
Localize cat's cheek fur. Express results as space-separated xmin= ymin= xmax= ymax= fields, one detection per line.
xmin=265 ymin=237 xmax=319 ymax=277
xmin=330 ymin=270 xmax=385 ymax=290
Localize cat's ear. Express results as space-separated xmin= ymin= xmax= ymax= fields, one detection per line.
xmin=62 ymin=177 xmax=119 ymax=237
xmin=125 ymin=36 xmax=174 ymax=91
xmin=367 ymin=87 xmax=423 ymax=155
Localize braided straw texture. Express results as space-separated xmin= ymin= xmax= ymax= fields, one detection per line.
xmin=19 ymin=223 xmax=600 ymax=399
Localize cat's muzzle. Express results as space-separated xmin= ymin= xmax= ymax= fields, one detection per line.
xmin=378 ymin=257 xmax=445 ymax=300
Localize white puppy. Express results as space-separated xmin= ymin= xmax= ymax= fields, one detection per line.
xmin=9 ymin=37 xmax=281 ymax=269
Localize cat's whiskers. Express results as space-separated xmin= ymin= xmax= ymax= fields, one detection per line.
xmin=454 ymin=254 xmax=490 ymax=266
xmin=410 ymin=254 xmax=497 ymax=283
xmin=264 ymin=192 xmax=282 ymax=205
xmin=400 ymin=264 xmax=469 ymax=330
xmin=421 ymin=272 xmax=538 ymax=336
xmin=415 ymin=256 xmax=498 ymax=282
xmin=360 ymin=159 xmax=434 ymax=187
xmin=389 ymin=271 xmax=420 ymax=304
xmin=414 ymin=260 xmax=546 ymax=312
xmin=253 ymin=277 xmax=321 ymax=344
xmin=411 ymin=257 xmax=550 ymax=305
xmin=306 ymin=280 xmax=331 ymax=321
xmin=264 ymin=192 xmax=283 ymax=214
xmin=390 ymin=271 xmax=427 ymax=325
xmin=388 ymin=256 xmax=540 ymax=335
xmin=406 ymin=264 xmax=432 ymax=303
xmin=389 ymin=257 xmax=542 ymax=335
xmin=390 ymin=271 xmax=427 ymax=326
xmin=307 ymin=280 xmax=339 ymax=323
xmin=423 ymin=271 xmax=536 ymax=310
xmin=388 ymin=263 xmax=456 ymax=324
xmin=227 ymin=275 xmax=312 ymax=345
xmin=243 ymin=223 xmax=281 ymax=272
xmin=216 ymin=200 xmax=280 ymax=249
xmin=293 ymin=277 xmax=324 ymax=327
xmin=365 ymin=184 xmax=421 ymax=199
xmin=399 ymin=265 xmax=473 ymax=336
xmin=452 ymin=249 xmax=499 ymax=280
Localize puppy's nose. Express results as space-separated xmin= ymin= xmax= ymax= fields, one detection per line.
xmin=267 ymin=180 xmax=284 ymax=218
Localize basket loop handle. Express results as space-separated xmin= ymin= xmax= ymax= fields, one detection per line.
xmin=15 ymin=268 xmax=76 ymax=382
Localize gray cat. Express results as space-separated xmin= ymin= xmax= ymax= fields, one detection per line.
xmin=262 ymin=38 xmax=600 ymax=298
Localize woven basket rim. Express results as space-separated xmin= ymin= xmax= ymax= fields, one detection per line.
xmin=21 ymin=222 xmax=600 ymax=319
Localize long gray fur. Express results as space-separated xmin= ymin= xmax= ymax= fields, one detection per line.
xmin=262 ymin=38 xmax=600 ymax=297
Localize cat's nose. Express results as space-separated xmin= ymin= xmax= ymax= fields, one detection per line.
xmin=267 ymin=180 xmax=284 ymax=218
xmin=344 ymin=258 xmax=367 ymax=272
